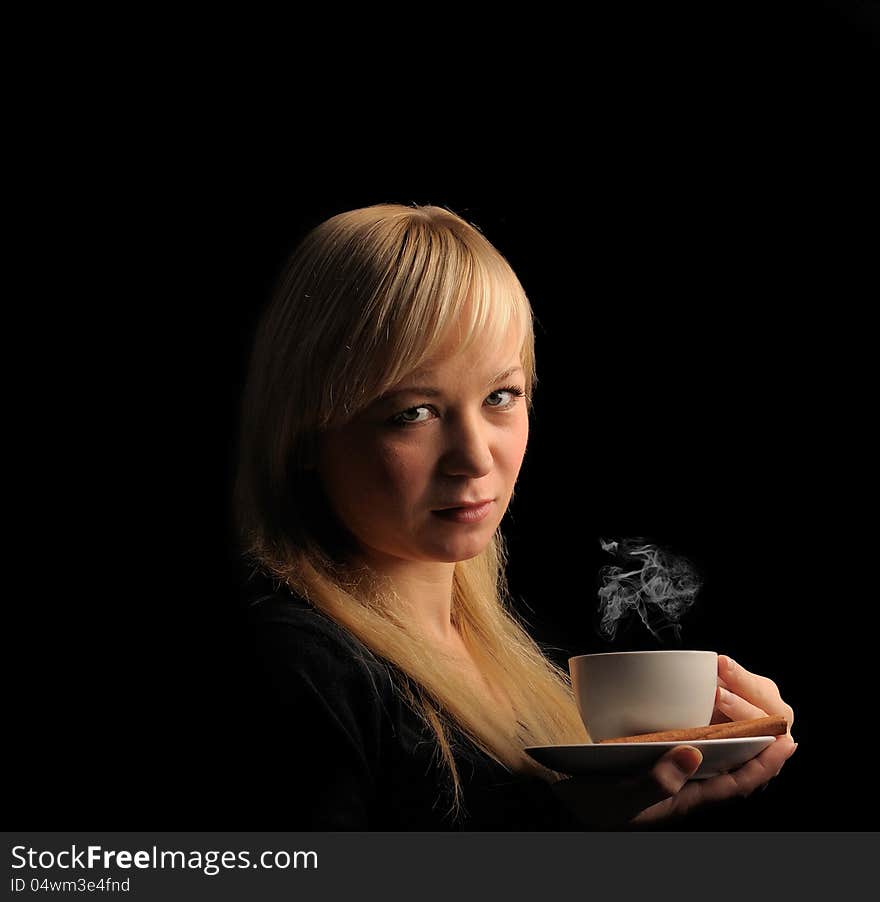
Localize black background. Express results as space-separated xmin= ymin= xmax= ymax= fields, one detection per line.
xmin=11 ymin=1 xmax=876 ymax=833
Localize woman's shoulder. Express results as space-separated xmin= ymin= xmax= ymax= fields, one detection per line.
xmin=244 ymin=587 xmax=394 ymax=696
xmin=247 ymin=586 xmax=346 ymax=637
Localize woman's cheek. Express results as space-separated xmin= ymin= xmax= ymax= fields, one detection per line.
xmin=373 ymin=440 xmax=425 ymax=496
xmin=507 ymin=410 xmax=530 ymax=464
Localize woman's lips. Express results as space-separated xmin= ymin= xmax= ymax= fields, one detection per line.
xmin=432 ymin=500 xmax=494 ymax=523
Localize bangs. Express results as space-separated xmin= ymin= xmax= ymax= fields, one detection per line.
xmin=406 ymin=259 xmax=526 ymax=368
xmin=316 ymin=207 xmax=536 ymax=428
xmin=443 ymin=253 xmax=530 ymax=362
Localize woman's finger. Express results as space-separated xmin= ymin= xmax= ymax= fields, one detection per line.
xmin=632 ymin=735 xmax=798 ymax=825
xmin=718 ymin=655 xmax=795 ymax=731
xmin=710 ymin=673 xmax=735 ymax=723
xmin=690 ymin=735 xmax=798 ymax=807
xmin=553 ymin=746 xmax=704 ymax=828
xmin=614 ymin=746 xmax=705 ymax=825
xmin=715 ymin=684 xmax=768 ymax=721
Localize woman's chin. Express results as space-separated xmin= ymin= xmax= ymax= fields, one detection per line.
xmin=426 ymin=536 xmax=494 ymax=563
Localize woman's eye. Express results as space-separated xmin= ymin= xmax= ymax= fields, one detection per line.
xmin=486 ymin=387 xmax=523 ymax=408
xmin=395 ymin=407 xmax=432 ymax=425
xmin=389 ymin=386 xmax=525 ymax=427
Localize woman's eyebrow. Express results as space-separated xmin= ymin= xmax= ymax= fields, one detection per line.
xmin=378 ymin=366 xmax=524 ymax=402
xmin=487 ymin=365 xmax=524 ymax=384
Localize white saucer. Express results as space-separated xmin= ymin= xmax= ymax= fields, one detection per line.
xmin=525 ymin=736 xmax=776 ymax=780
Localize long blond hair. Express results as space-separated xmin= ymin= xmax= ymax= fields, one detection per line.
xmin=233 ymin=202 xmax=589 ymax=823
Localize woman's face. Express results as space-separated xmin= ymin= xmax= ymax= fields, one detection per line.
xmin=316 ymin=329 xmax=529 ymax=568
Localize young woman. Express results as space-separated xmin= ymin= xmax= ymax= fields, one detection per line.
xmin=232 ymin=202 xmax=796 ymax=830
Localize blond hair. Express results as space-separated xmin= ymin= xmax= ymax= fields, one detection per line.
xmin=233 ymin=203 xmax=589 ymax=823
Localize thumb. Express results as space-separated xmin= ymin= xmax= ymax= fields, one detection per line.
xmin=549 ymin=745 xmax=704 ymax=829
xmin=623 ymin=745 xmax=704 ymax=813
xmin=654 ymin=745 xmax=704 ymax=792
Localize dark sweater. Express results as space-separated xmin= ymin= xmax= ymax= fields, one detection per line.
xmin=241 ymin=589 xmax=584 ymax=830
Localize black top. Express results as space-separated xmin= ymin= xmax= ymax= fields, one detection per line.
xmin=240 ymin=588 xmax=585 ymax=831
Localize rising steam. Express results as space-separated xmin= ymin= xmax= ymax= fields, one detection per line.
xmin=596 ymin=537 xmax=702 ymax=644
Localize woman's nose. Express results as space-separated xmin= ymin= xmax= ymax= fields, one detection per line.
xmin=439 ymin=411 xmax=494 ymax=477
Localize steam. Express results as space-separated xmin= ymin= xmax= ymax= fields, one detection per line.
xmin=596 ymin=537 xmax=702 ymax=644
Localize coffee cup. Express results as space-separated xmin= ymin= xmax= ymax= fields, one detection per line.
xmin=568 ymin=650 xmax=718 ymax=741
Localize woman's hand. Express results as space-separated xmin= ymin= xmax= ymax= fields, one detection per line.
xmin=549 ymin=744 xmax=709 ymax=829
xmin=550 ymin=655 xmax=798 ymax=829
xmin=629 ymin=654 xmax=798 ymax=827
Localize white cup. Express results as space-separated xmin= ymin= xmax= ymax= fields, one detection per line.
xmin=569 ymin=650 xmax=718 ymax=741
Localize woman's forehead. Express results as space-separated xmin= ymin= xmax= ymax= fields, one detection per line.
xmin=403 ymin=359 xmax=523 ymax=386
xmin=406 ymin=336 xmax=523 ymax=380
xmin=419 ymin=313 xmax=524 ymax=364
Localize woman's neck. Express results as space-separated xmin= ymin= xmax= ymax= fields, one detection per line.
xmin=353 ymin=551 xmax=459 ymax=644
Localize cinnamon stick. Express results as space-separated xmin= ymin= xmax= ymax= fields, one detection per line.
xmin=596 ymin=714 xmax=788 ymax=744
